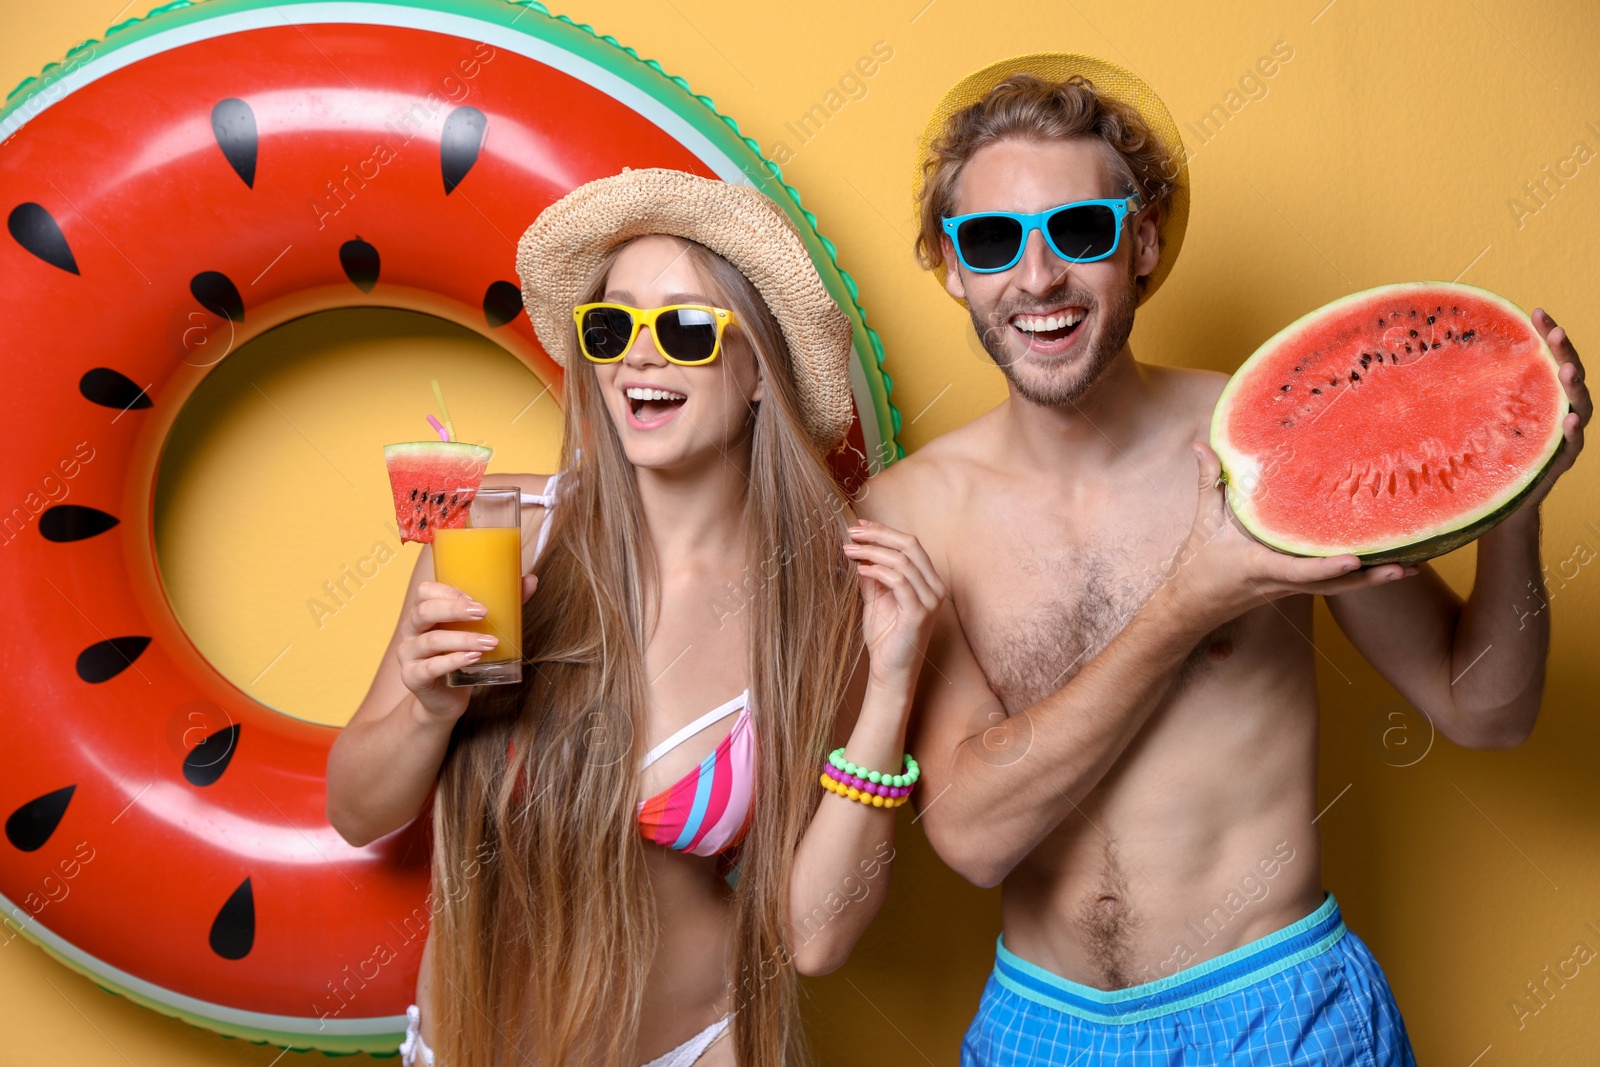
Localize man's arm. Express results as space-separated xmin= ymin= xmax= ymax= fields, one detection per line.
xmin=1326 ymin=308 xmax=1590 ymax=749
xmin=870 ymin=445 xmax=1411 ymax=888
xmin=906 ymin=579 xmax=1207 ymax=887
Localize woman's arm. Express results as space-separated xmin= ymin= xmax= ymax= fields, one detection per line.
xmin=786 ymin=520 xmax=945 ymax=976
xmin=326 ymin=544 xmax=471 ymax=847
xmin=326 ymin=473 xmax=549 ymax=847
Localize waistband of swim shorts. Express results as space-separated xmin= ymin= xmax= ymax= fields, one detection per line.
xmin=992 ymin=892 xmax=1346 ymax=1025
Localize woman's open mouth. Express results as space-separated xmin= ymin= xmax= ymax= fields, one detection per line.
xmin=624 ymin=385 xmax=688 ymax=429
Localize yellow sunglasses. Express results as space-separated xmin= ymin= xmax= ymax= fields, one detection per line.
xmin=572 ymin=302 xmax=739 ymax=366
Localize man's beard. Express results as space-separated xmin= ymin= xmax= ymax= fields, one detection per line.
xmin=968 ymin=262 xmax=1139 ymax=407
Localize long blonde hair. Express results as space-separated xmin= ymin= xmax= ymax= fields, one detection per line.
xmin=428 ymin=237 xmax=862 ymax=1065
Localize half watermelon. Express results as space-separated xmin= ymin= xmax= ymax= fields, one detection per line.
xmin=384 ymin=441 xmax=493 ymax=543
xmin=1211 ymin=282 xmax=1567 ymax=565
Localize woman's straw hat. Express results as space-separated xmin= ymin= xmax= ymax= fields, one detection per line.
xmin=914 ymin=53 xmax=1189 ymax=303
xmin=516 ymin=168 xmax=855 ymax=451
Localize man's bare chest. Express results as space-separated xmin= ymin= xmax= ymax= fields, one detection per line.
xmin=951 ymin=503 xmax=1194 ymax=711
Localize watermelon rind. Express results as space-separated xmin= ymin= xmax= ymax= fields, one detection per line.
xmin=381 ymin=440 xmax=494 ymax=465
xmin=1210 ymin=281 xmax=1568 ymax=565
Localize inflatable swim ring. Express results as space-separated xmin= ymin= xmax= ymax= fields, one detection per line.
xmin=0 ymin=0 xmax=900 ymax=1052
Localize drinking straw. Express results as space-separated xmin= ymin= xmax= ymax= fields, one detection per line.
xmin=430 ymin=379 xmax=456 ymax=442
xmin=426 ymin=415 xmax=449 ymax=442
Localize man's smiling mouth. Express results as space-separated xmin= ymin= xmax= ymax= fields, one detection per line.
xmin=1010 ymin=306 xmax=1087 ymax=346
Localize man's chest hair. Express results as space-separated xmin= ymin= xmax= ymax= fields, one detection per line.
xmin=965 ymin=547 xmax=1157 ymax=712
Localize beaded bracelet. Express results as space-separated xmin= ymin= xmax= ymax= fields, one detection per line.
xmin=826 ymin=747 xmax=920 ymax=789
xmin=819 ymin=771 xmax=911 ymax=808
xmin=821 ymin=762 xmax=913 ymax=798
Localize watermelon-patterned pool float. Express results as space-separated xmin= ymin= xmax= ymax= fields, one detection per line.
xmin=0 ymin=0 xmax=900 ymax=1052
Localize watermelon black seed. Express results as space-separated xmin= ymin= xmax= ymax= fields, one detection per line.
xmin=419 ymin=515 xmax=428 ymax=529
xmin=40 ymin=505 xmax=119 ymax=541
xmin=410 ymin=488 xmax=418 ymax=501
xmin=183 ymin=723 xmax=240 ymax=787
xmin=1409 ymin=329 xmax=1418 ymax=337
xmin=1360 ymin=354 xmax=1371 ymax=368
xmin=76 ymin=636 xmax=152 ymax=683
xmin=4 ymin=785 xmax=75 ymax=852
xmin=1312 ymin=388 xmax=1322 ymax=395
xmin=1427 ymin=315 xmax=1435 ymax=324
xmin=339 ymin=237 xmax=380 ymax=293
xmin=434 ymin=492 xmax=446 ymax=505
xmin=440 ymin=106 xmax=488 ymax=194
xmin=1350 ymin=371 xmax=1361 ymax=382
xmin=209 ymin=877 xmax=255 ymax=960
xmin=1410 ymin=310 xmax=1417 ymax=317
xmin=483 ymin=280 xmax=524 ymax=329
xmin=1280 ymin=384 xmax=1290 ymax=391
xmin=79 ymin=368 xmax=152 ymax=410
xmin=1462 ymin=330 xmax=1475 ymax=340
xmin=1431 ymin=342 xmax=1442 ymax=350
xmin=210 ymin=99 xmax=258 ymax=188
xmin=9 ymin=202 xmax=80 ymax=274
xmin=191 ymin=270 xmax=245 ymax=323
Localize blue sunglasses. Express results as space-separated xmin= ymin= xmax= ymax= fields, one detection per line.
xmin=942 ymin=194 xmax=1144 ymax=273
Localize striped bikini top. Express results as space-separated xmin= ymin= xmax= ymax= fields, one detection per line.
xmin=635 ymin=689 xmax=757 ymax=857
xmin=516 ymin=471 xmax=757 ymax=858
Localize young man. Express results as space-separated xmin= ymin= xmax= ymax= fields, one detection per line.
xmin=854 ymin=54 xmax=1589 ymax=1064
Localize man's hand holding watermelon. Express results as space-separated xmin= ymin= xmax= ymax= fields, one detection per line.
xmin=1514 ymin=307 xmax=1591 ymax=512
xmin=1159 ymin=442 xmax=1421 ymax=630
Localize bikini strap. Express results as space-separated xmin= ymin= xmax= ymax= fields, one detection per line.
xmin=639 ymin=689 xmax=750 ymax=771
xmin=521 ymin=471 xmax=564 ymax=562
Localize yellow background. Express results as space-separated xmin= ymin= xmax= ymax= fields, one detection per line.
xmin=5 ymin=0 xmax=1600 ymax=1063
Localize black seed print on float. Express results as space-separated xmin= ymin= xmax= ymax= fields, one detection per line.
xmin=5 ymin=785 xmax=75 ymax=852
xmin=440 ymin=106 xmax=487 ymax=194
xmin=76 ymin=636 xmax=152 ymax=683
xmin=183 ymin=724 xmax=240 ymax=787
xmin=210 ymin=99 xmax=258 ymax=188
xmin=8 ymin=202 xmax=79 ymax=274
xmin=209 ymin=877 xmax=255 ymax=960
xmin=190 ymin=270 xmax=244 ymax=323
xmin=483 ymin=280 xmax=523 ymax=328
xmin=39 ymin=505 xmax=120 ymax=542
xmin=340 ymin=237 xmax=380 ymax=293
xmin=79 ymin=367 xmax=152 ymax=410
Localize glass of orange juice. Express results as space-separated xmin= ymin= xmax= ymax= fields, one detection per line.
xmin=432 ymin=486 xmax=522 ymax=686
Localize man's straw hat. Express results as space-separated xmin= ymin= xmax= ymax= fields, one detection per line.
xmin=516 ymin=168 xmax=855 ymax=451
xmin=914 ymin=53 xmax=1189 ymax=303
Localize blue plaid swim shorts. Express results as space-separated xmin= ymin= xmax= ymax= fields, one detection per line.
xmin=961 ymin=894 xmax=1416 ymax=1066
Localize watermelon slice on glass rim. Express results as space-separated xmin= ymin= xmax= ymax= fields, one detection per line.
xmin=1210 ymin=281 xmax=1568 ymax=566
xmin=384 ymin=440 xmax=493 ymax=543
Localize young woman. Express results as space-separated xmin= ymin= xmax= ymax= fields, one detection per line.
xmin=327 ymin=168 xmax=946 ymax=1066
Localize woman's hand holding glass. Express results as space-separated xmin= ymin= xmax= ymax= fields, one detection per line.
xmin=398 ymin=573 xmax=539 ymax=724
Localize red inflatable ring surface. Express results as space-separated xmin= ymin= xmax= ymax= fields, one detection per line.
xmin=0 ymin=0 xmax=898 ymax=1052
